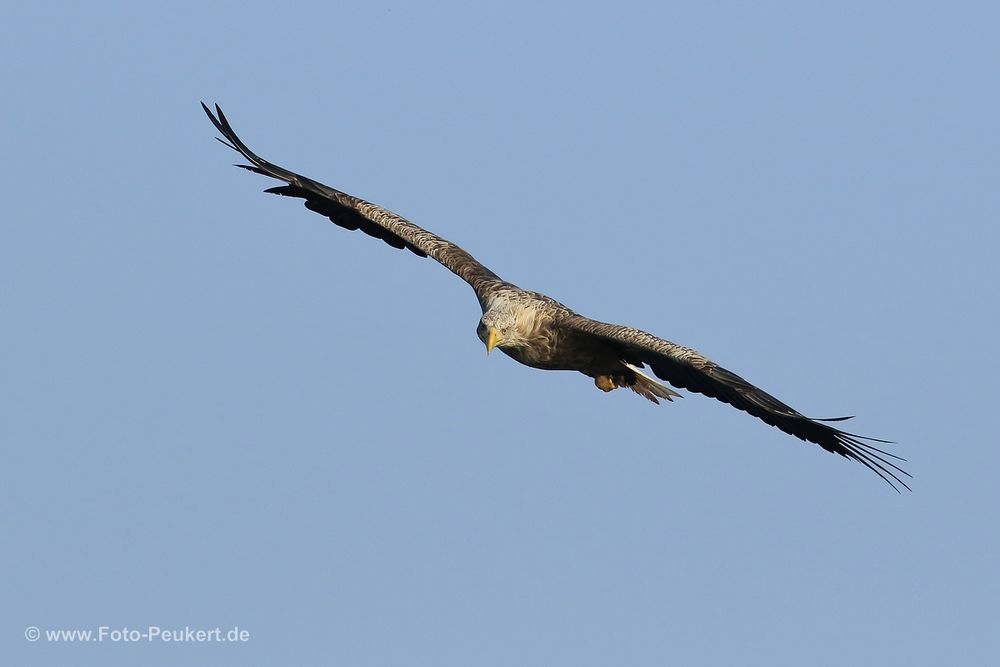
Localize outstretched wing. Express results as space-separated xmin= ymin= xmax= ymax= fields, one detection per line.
xmin=202 ymin=103 xmax=503 ymax=302
xmin=559 ymin=314 xmax=911 ymax=491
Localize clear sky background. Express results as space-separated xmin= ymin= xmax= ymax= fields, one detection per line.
xmin=2 ymin=2 xmax=997 ymax=665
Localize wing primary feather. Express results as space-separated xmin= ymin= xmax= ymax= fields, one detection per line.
xmin=835 ymin=432 xmax=912 ymax=492
xmin=214 ymin=137 xmax=239 ymax=152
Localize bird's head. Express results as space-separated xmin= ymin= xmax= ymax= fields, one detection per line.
xmin=477 ymin=304 xmax=520 ymax=354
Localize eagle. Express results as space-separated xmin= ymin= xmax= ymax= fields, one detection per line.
xmin=203 ymin=103 xmax=910 ymax=492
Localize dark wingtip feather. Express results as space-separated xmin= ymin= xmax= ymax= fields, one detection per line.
xmin=202 ymin=102 xmax=226 ymax=135
xmin=829 ymin=429 xmax=912 ymax=492
xmin=215 ymin=104 xmax=235 ymax=135
xmin=213 ymin=136 xmax=239 ymax=153
xmin=264 ymin=185 xmax=300 ymax=196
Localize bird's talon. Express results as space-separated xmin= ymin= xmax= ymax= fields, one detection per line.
xmin=595 ymin=375 xmax=616 ymax=392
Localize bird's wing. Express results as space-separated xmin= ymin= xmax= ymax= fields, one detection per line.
xmin=558 ymin=313 xmax=910 ymax=491
xmin=203 ymin=103 xmax=503 ymax=302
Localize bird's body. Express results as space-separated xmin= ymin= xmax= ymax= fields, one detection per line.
xmin=477 ymin=289 xmax=682 ymax=402
xmin=203 ymin=103 xmax=910 ymax=491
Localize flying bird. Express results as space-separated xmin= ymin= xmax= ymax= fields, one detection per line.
xmin=203 ymin=103 xmax=910 ymax=492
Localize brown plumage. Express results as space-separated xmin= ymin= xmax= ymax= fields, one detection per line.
xmin=203 ymin=103 xmax=910 ymax=492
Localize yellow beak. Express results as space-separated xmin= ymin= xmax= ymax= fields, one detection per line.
xmin=485 ymin=327 xmax=501 ymax=354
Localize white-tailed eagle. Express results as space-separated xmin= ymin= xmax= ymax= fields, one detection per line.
xmin=204 ymin=103 xmax=910 ymax=492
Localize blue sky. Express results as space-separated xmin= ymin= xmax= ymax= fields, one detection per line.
xmin=3 ymin=1 xmax=998 ymax=665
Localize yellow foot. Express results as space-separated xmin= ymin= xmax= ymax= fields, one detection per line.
xmin=594 ymin=375 xmax=616 ymax=392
